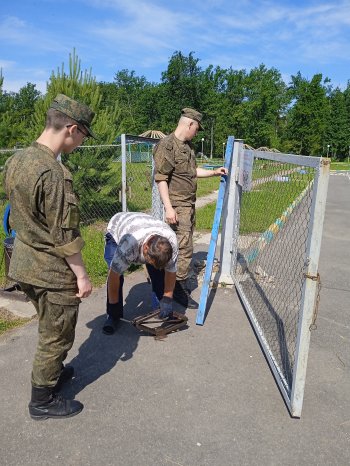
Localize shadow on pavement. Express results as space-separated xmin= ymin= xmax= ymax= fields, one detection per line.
xmin=62 ymin=281 xmax=153 ymax=398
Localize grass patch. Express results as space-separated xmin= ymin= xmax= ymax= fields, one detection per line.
xmin=197 ymin=176 xmax=222 ymax=198
xmin=330 ymin=161 xmax=350 ymax=170
xmin=196 ymin=178 xmax=310 ymax=234
xmin=195 ymin=201 xmax=217 ymax=230
xmin=0 ymin=307 xmax=30 ymax=335
xmin=240 ymin=180 xmax=309 ymax=234
xmin=80 ymin=225 xmax=108 ymax=287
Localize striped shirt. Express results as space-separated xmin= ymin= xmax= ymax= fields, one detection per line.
xmin=107 ymin=212 xmax=178 ymax=274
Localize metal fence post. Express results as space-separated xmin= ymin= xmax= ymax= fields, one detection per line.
xmin=121 ymin=134 xmax=127 ymax=212
xmin=218 ymin=139 xmax=243 ymax=284
xmin=151 ymin=157 xmax=164 ymax=220
xmin=290 ymin=158 xmax=330 ymax=417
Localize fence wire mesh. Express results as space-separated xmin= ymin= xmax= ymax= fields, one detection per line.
xmin=62 ymin=143 xmax=155 ymax=224
xmin=233 ymin=155 xmax=315 ymax=394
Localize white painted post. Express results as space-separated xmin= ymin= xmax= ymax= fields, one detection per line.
xmin=151 ymin=157 xmax=164 ymax=220
xmin=121 ymin=134 xmax=127 ymax=212
xmin=290 ymin=158 xmax=330 ymax=417
xmin=218 ymin=139 xmax=243 ymax=284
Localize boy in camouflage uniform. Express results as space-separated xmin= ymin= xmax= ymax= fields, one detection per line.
xmin=4 ymin=94 xmax=95 ymax=420
xmin=153 ymin=108 xmax=227 ymax=309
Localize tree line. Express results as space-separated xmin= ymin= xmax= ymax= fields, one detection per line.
xmin=1 ymin=49 xmax=350 ymax=158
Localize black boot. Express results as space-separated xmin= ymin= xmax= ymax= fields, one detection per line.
xmin=173 ymin=280 xmax=198 ymax=309
xmin=54 ymin=364 xmax=74 ymax=393
xmin=29 ymin=386 xmax=83 ymax=420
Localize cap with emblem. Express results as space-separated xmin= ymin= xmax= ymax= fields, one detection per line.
xmin=50 ymin=94 xmax=97 ymax=139
xmin=181 ymin=107 xmax=204 ymax=131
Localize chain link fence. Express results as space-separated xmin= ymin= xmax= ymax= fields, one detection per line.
xmin=218 ymin=143 xmax=329 ymax=417
xmin=63 ymin=138 xmax=158 ymax=225
xmin=235 ymin=157 xmax=314 ymax=390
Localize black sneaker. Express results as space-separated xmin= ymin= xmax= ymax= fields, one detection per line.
xmin=102 ymin=316 xmax=119 ymax=335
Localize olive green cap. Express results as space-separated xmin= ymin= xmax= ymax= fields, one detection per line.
xmin=50 ymin=94 xmax=97 ymax=139
xmin=181 ymin=107 xmax=204 ymax=131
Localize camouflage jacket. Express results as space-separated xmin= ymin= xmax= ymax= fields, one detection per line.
xmin=3 ymin=142 xmax=84 ymax=289
xmin=153 ymin=132 xmax=197 ymax=207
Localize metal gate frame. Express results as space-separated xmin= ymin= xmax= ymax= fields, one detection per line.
xmin=218 ymin=140 xmax=330 ymax=417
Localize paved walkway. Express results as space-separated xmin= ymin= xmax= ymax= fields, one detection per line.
xmin=0 ymin=173 xmax=349 ymax=465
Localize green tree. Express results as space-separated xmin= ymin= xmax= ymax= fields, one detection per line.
xmin=0 ymin=82 xmax=41 ymax=148
xmin=160 ymin=51 xmax=204 ymax=131
xmin=233 ymin=65 xmax=288 ymax=148
xmin=284 ymin=73 xmax=330 ymax=156
xmin=324 ymin=88 xmax=350 ymax=159
xmin=27 ymin=48 xmax=120 ymax=144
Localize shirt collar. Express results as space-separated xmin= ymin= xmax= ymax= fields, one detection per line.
xmin=31 ymin=141 xmax=57 ymax=160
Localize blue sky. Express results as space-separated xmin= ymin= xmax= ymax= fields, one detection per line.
xmin=1 ymin=0 xmax=350 ymax=93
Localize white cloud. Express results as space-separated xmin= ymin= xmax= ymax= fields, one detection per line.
xmin=0 ymin=15 xmax=69 ymax=53
xmin=3 ymin=77 xmax=47 ymax=93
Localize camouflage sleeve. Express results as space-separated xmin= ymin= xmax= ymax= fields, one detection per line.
xmin=35 ymin=169 xmax=84 ymax=258
xmin=153 ymin=140 xmax=175 ymax=182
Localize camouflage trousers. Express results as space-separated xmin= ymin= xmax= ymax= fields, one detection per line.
xmin=170 ymin=205 xmax=195 ymax=281
xmin=19 ymin=283 xmax=80 ymax=388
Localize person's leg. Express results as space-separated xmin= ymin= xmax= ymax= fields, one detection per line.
xmin=104 ymin=232 xmax=117 ymax=268
xmin=20 ymin=283 xmax=83 ymax=420
xmin=146 ymin=264 xmax=165 ymax=310
xmin=171 ymin=206 xmax=198 ymax=309
xmin=31 ymin=288 xmax=80 ymax=387
xmin=106 ymin=274 xmax=124 ymax=319
xmin=103 ymin=233 xmax=124 ymax=334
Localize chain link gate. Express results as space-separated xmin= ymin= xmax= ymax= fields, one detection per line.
xmin=216 ymin=140 xmax=330 ymax=417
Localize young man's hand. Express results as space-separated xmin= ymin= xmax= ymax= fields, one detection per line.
xmin=76 ymin=275 xmax=92 ymax=298
xmin=159 ymin=296 xmax=173 ymax=318
xmin=165 ymin=207 xmax=178 ymax=224
xmin=214 ymin=167 xmax=228 ymax=176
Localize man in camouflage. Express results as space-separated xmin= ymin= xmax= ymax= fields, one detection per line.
xmin=153 ymin=108 xmax=227 ymax=309
xmin=4 ymin=94 xmax=95 ymax=420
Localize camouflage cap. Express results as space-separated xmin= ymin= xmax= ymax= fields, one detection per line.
xmin=50 ymin=94 xmax=97 ymax=139
xmin=181 ymin=107 xmax=204 ymax=131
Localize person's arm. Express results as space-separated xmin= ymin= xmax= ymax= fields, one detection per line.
xmin=38 ymin=170 xmax=92 ymax=298
xmin=159 ymin=270 xmax=176 ymax=318
xmin=157 ymin=180 xmax=178 ymax=224
xmin=163 ymin=271 xmax=176 ymax=298
xmin=107 ymin=268 xmax=121 ymax=304
xmin=66 ymin=252 xmax=92 ymax=298
xmin=196 ymin=167 xmax=228 ymax=178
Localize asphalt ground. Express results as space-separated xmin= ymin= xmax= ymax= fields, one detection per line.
xmin=0 ymin=173 xmax=349 ymax=466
